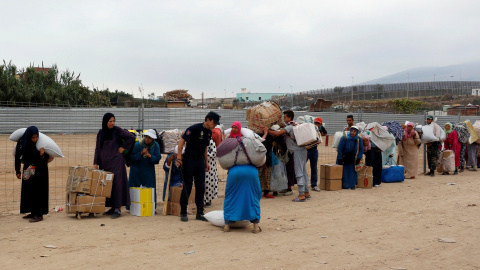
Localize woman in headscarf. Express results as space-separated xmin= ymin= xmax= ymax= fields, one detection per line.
xmin=397 ymin=122 xmax=421 ymax=179
xmin=94 ymin=113 xmax=135 ymax=218
xmin=382 ymin=126 xmax=397 ymax=166
xmin=129 ymin=129 xmax=161 ymax=206
xmin=444 ymin=122 xmax=460 ymax=175
xmin=337 ymin=126 xmax=364 ymax=189
xmin=14 ymin=126 xmax=54 ymax=222
xmin=226 ymin=121 xmax=242 ymax=139
xmin=162 ymin=145 xmax=184 ymax=201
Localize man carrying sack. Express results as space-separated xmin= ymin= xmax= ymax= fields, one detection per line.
xmin=425 ymin=115 xmax=442 ymax=177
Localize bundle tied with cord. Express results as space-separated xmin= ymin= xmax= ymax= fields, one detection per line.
xmin=65 ymin=166 xmax=114 ymax=217
xmin=246 ymin=101 xmax=283 ymax=133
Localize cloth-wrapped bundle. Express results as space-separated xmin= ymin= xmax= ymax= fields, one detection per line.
xmin=438 ymin=150 xmax=456 ymax=172
xmin=246 ymin=101 xmax=283 ymax=133
xmin=160 ymin=129 xmax=184 ymax=154
xmin=365 ymin=122 xmax=395 ymax=151
xmin=464 ymin=120 xmax=479 ymax=143
xmin=217 ymin=137 xmax=266 ymax=170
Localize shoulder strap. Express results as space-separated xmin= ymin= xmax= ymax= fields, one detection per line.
xmin=234 ymin=137 xmax=252 ymax=165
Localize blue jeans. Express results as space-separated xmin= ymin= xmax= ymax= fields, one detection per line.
xmin=306 ymin=147 xmax=318 ymax=187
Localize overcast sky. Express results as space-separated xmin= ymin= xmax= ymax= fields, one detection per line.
xmin=2 ymin=0 xmax=480 ymax=99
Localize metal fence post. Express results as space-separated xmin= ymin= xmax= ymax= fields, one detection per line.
xmin=138 ymin=105 xmax=141 ymax=131
xmin=423 ymin=110 xmax=427 ymax=174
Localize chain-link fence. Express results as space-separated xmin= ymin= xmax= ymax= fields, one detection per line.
xmin=1 ymin=104 xmax=480 ymax=213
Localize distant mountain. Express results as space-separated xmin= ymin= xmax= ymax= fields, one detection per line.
xmin=361 ymin=61 xmax=480 ymax=85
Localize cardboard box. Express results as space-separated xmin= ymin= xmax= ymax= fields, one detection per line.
xmin=167 ymin=202 xmax=197 ymax=216
xmin=66 ymin=166 xmax=114 ymax=198
xmin=357 ymin=166 xmax=373 ymax=189
xmin=130 ymin=202 xmax=155 ymax=217
xmin=130 ymin=187 xmax=155 ymax=203
xmin=325 ymin=179 xmax=342 ymax=191
xmin=130 ymin=187 xmax=156 ymax=216
xmin=320 ymin=164 xmax=343 ymax=190
xmin=167 ymin=186 xmax=196 ymax=216
xmin=66 ymin=192 xmax=106 ymax=214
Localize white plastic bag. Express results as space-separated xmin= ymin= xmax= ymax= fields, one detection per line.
xmin=333 ymin=131 xmax=347 ymax=149
xmin=270 ymin=159 xmax=288 ymax=191
xmin=9 ymin=128 xmax=64 ymax=158
xmin=203 ymin=210 xmax=250 ymax=228
xmin=421 ymin=125 xmax=437 ymax=143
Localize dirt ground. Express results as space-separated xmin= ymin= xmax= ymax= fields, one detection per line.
xmin=0 ymin=134 xmax=479 ymax=269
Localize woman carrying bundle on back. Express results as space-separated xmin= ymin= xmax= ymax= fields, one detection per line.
xmin=444 ymin=122 xmax=460 ymax=175
xmin=15 ymin=126 xmax=54 ymax=222
xmin=337 ymin=126 xmax=364 ymax=189
xmin=397 ymin=122 xmax=421 ymax=179
xmin=222 ymin=121 xmax=262 ymax=233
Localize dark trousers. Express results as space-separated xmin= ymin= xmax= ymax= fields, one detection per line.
xmin=306 ymin=147 xmax=318 ymax=187
xmin=427 ymin=142 xmax=441 ymax=170
xmin=180 ymin=157 xmax=206 ymax=214
xmin=368 ymin=147 xmax=383 ymax=186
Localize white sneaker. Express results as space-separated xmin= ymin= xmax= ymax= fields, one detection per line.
xmin=312 ymin=186 xmax=321 ymax=192
xmin=373 ymin=185 xmax=380 ymax=187
xmin=284 ymin=191 xmax=293 ymax=196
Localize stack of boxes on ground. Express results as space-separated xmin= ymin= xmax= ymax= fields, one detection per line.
xmin=320 ymin=164 xmax=343 ymax=190
xmin=167 ymin=186 xmax=196 ymax=216
xmin=65 ymin=166 xmax=114 ymax=218
xmin=130 ymin=187 xmax=155 ymax=216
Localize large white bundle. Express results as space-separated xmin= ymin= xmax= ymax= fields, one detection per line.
xmin=293 ymin=123 xmax=318 ymax=146
xmin=224 ymin=127 xmax=265 ymax=142
xmin=203 ymin=210 xmax=250 ymax=228
xmin=365 ymin=122 xmax=395 ymax=152
xmin=421 ymin=124 xmax=438 ymax=143
xmin=217 ymin=137 xmax=266 ymax=170
xmin=356 ymin=122 xmax=366 ymax=134
xmin=296 ymin=115 xmax=315 ymax=124
xmin=9 ymin=128 xmax=64 ymax=158
xmin=160 ymin=129 xmax=184 ymax=154
xmin=332 ymin=131 xmax=347 ymax=148
xmin=438 ymin=150 xmax=455 ymax=172
xmin=439 ymin=127 xmax=446 ymax=142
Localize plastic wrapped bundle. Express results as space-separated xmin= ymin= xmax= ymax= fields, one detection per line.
xmin=160 ymin=129 xmax=184 ymax=154
xmin=246 ymin=101 xmax=283 ymax=133
xmin=217 ymin=137 xmax=267 ymax=170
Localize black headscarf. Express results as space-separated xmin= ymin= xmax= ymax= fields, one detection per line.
xmin=100 ymin=113 xmax=115 ymax=149
xmin=21 ymin=126 xmax=39 ymax=158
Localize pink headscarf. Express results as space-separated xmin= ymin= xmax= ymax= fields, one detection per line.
xmin=362 ymin=134 xmax=371 ymax=151
xmin=230 ymin=121 xmax=242 ymax=138
xmin=403 ymin=122 xmax=415 ymax=141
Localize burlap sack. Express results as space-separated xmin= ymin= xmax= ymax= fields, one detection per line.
xmin=161 ymin=129 xmax=184 ymax=154
xmin=246 ymin=101 xmax=283 ymax=133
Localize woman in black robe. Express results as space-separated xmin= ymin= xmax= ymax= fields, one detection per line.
xmin=94 ymin=113 xmax=135 ymax=218
xmin=15 ymin=126 xmax=54 ymax=223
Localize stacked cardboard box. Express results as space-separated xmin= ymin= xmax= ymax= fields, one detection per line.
xmin=357 ymin=166 xmax=373 ymax=189
xmin=167 ymin=186 xmax=196 ymax=216
xmin=130 ymin=187 xmax=155 ymax=217
xmin=65 ymin=166 xmax=114 ymax=214
xmin=319 ymin=164 xmax=343 ymax=191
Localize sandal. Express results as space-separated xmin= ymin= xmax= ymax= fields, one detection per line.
xmin=292 ymin=197 xmax=306 ymax=202
xmin=305 ymin=195 xmax=312 ymax=199
xmin=252 ymin=226 xmax=262 ymax=234
xmin=223 ymin=226 xmax=231 ymax=232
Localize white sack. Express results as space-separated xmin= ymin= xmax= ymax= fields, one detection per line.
xmin=421 ymin=125 xmax=438 ymax=143
xmin=224 ymin=127 xmax=265 ymax=142
xmin=217 ymin=137 xmax=266 ymax=170
xmin=9 ymin=128 xmax=64 ymax=158
xmin=332 ymin=131 xmax=346 ymax=149
xmin=203 ymin=210 xmax=250 ymax=228
xmin=365 ymin=122 xmax=395 ymax=152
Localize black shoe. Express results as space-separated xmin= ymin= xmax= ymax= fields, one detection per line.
xmin=180 ymin=213 xmax=188 ymax=222
xmin=453 ymin=170 xmax=458 ymax=175
xmin=196 ymin=213 xmax=208 ymax=222
xmin=426 ymin=171 xmax=432 ymax=175
xmin=23 ymin=213 xmax=34 ymax=219
xmin=104 ymin=208 xmax=115 ymax=215
xmin=430 ymin=171 xmax=435 ymax=177
xmin=111 ymin=210 xmax=121 ymax=219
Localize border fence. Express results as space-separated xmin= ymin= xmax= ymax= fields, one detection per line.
xmin=1 ymin=105 xmax=480 ymax=213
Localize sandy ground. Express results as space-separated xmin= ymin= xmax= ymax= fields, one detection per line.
xmin=0 ymin=134 xmax=479 ymax=269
